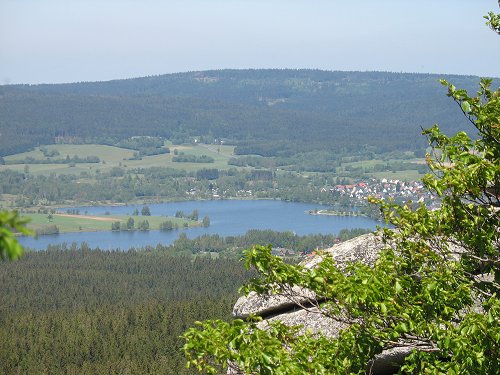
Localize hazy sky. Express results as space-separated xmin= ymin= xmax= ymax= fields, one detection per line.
xmin=1 ymin=0 xmax=499 ymax=84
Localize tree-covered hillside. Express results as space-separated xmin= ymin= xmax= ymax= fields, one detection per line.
xmin=0 ymin=247 xmax=251 ymax=374
xmin=0 ymin=70 xmax=488 ymax=157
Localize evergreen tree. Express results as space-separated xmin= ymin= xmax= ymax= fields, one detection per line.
xmin=126 ymin=217 xmax=135 ymax=230
xmin=141 ymin=205 xmax=151 ymax=216
xmin=202 ymin=216 xmax=210 ymax=227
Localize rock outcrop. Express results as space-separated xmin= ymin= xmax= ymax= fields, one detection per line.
xmin=232 ymin=233 xmax=431 ymax=375
xmin=233 ymin=233 xmax=385 ymax=318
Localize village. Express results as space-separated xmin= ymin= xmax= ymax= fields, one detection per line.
xmin=325 ymin=177 xmax=439 ymax=208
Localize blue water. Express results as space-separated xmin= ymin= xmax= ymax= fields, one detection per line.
xmin=18 ymin=200 xmax=379 ymax=250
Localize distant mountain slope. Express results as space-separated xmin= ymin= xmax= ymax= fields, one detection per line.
xmin=0 ymin=69 xmax=491 ymax=156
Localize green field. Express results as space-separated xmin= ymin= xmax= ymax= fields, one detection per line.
xmin=370 ymin=170 xmax=425 ymax=181
xmin=338 ymin=157 xmax=426 ymax=181
xmin=2 ymin=143 xmax=237 ymax=176
xmin=23 ymin=213 xmax=200 ymax=234
xmin=1 ymin=143 xmax=425 ymax=180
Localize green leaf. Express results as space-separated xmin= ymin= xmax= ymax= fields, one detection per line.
xmin=461 ymin=101 xmax=471 ymax=113
xmin=395 ymin=280 xmax=402 ymax=293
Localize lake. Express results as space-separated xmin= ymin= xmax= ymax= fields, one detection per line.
xmin=18 ymin=200 xmax=380 ymax=250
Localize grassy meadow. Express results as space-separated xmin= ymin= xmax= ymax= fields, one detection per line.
xmin=1 ymin=143 xmax=236 ymax=176
xmin=338 ymin=157 xmax=426 ymax=181
xmin=369 ymin=170 xmax=424 ymax=181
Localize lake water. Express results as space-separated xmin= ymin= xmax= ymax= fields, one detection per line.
xmin=18 ymin=200 xmax=380 ymax=250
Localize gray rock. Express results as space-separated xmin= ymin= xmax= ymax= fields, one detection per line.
xmin=232 ymin=286 xmax=317 ymax=319
xmin=257 ymin=306 xmax=348 ymax=338
xmin=233 ymin=233 xmax=384 ymax=319
xmin=367 ymin=347 xmax=423 ymax=375
xmin=303 ymin=232 xmax=384 ymax=270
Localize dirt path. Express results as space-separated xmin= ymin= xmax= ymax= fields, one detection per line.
xmin=55 ymin=214 xmax=118 ymax=222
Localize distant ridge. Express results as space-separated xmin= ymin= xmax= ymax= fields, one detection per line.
xmin=0 ymin=69 xmax=492 ymax=156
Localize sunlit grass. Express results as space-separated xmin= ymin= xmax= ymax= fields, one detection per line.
xmin=2 ymin=143 xmax=237 ymax=175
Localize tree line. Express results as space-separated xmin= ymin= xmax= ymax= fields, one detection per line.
xmin=166 ymin=228 xmax=371 ymax=256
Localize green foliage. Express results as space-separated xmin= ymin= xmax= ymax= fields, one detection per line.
xmin=182 ymin=29 xmax=500 ymax=374
xmin=485 ymin=10 xmax=500 ymax=34
xmin=196 ymin=168 xmax=219 ymax=180
xmin=0 ymin=210 xmax=31 ymax=260
xmin=172 ymin=153 xmax=214 ymax=163
xmin=115 ymin=136 xmax=169 ymax=158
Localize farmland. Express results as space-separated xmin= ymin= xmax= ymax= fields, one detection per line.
xmin=2 ymin=142 xmax=237 ymax=176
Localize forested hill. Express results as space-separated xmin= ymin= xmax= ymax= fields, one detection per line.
xmin=0 ymin=69 xmax=490 ymax=156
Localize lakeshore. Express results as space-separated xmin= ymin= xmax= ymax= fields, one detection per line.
xmin=17 ymin=200 xmax=379 ymax=250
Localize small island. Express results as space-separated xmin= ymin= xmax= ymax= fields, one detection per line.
xmin=308 ymin=209 xmax=367 ymax=217
xmin=22 ymin=209 xmax=209 ymax=236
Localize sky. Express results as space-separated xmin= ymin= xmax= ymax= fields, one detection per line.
xmin=0 ymin=0 xmax=499 ymax=84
